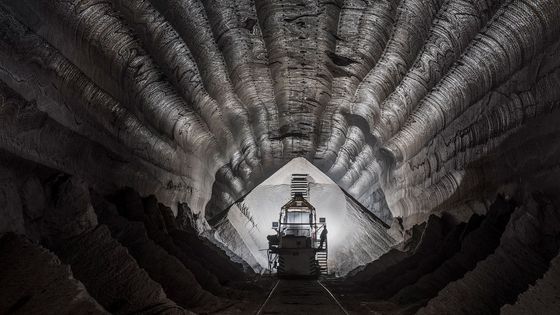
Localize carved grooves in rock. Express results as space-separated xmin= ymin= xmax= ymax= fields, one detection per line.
xmin=417 ymin=194 xmax=560 ymax=314
xmin=331 ymin=194 xmax=560 ymax=314
xmin=1 ymin=0 xmax=560 ymax=227
xmin=383 ymin=0 xmax=560 ymax=165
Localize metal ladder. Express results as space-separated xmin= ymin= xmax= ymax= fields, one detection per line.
xmin=316 ymin=239 xmax=328 ymax=275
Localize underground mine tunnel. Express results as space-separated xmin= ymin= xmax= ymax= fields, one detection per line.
xmin=1 ymin=0 xmax=560 ymax=314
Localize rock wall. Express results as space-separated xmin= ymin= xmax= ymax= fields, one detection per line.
xmin=0 ymin=233 xmax=107 ymax=315
xmin=0 ymin=157 xmax=263 ymax=313
xmin=330 ymin=193 xmax=560 ymax=314
xmin=0 ymin=0 xmax=557 ymax=231
xmin=1 ymin=0 xmax=560 ymax=313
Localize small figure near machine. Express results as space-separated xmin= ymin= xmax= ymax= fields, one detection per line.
xmin=319 ymin=225 xmax=328 ymax=250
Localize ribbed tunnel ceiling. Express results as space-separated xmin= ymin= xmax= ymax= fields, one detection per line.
xmin=1 ymin=0 xmax=560 ymax=233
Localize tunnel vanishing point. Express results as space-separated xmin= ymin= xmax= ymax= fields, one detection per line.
xmin=1 ymin=0 xmax=560 ymax=314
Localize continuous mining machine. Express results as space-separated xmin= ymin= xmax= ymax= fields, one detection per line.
xmin=267 ymin=174 xmax=328 ymax=278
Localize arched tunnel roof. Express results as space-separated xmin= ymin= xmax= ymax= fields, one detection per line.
xmin=0 ymin=0 xmax=559 ymax=230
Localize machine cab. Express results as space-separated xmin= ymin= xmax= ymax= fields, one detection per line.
xmin=280 ymin=193 xmax=315 ymax=239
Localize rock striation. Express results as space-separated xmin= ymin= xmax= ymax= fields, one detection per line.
xmin=0 ymin=0 xmax=557 ymax=231
xmin=329 ymin=194 xmax=560 ymax=314
xmin=0 ymin=0 xmax=559 ymax=313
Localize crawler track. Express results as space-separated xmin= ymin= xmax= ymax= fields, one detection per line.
xmin=256 ymin=280 xmax=349 ymax=315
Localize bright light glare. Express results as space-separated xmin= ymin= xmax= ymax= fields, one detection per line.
xmin=218 ymin=158 xmax=396 ymax=276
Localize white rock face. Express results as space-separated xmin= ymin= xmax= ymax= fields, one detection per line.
xmin=214 ymin=158 xmax=396 ymax=275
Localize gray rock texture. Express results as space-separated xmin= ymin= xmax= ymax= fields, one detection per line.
xmin=416 ymin=194 xmax=560 ymax=314
xmin=0 ymin=0 xmax=557 ymax=231
xmin=0 ymin=233 xmax=107 ymax=315
xmin=0 ymin=0 xmax=559 ymax=313
xmin=501 ymin=253 xmax=560 ymax=315
xmin=42 ymin=177 xmax=191 ymax=315
xmin=326 ymin=194 xmax=560 ymax=314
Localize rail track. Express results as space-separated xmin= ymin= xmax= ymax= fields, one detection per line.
xmin=256 ymin=279 xmax=349 ymax=315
